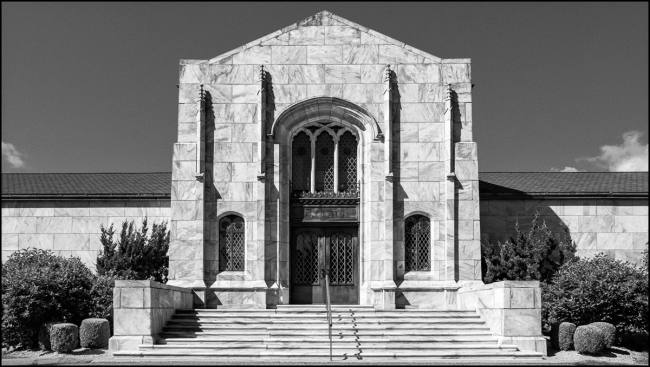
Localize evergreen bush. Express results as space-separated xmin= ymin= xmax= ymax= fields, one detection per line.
xmin=482 ymin=213 xmax=577 ymax=284
xmin=542 ymin=253 xmax=648 ymax=336
xmin=79 ymin=318 xmax=110 ymax=348
xmin=1 ymin=249 xmax=94 ymax=349
xmin=589 ymin=322 xmax=616 ymax=349
xmin=96 ymin=218 xmax=170 ymax=283
xmin=574 ymin=325 xmax=606 ymax=354
xmin=38 ymin=321 xmax=62 ymax=351
xmin=550 ymin=321 xmax=576 ymax=351
xmin=50 ymin=323 xmax=78 ymax=353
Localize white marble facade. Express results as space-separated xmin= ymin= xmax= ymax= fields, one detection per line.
xmin=167 ymin=10 xmax=482 ymax=309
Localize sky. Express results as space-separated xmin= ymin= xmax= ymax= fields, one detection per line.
xmin=2 ymin=2 xmax=648 ymax=173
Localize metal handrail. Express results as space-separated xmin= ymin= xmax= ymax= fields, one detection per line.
xmin=324 ymin=269 xmax=333 ymax=361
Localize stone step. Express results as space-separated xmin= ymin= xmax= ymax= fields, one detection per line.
xmin=163 ymin=323 xmax=490 ymax=331
xmin=165 ymin=318 xmax=484 ymax=325
xmin=172 ymin=313 xmax=481 ymax=319
xmin=161 ymin=329 xmax=494 ymax=337
xmin=113 ymin=349 xmax=542 ymax=360
xmin=140 ymin=344 xmax=517 ymax=350
xmin=159 ymin=336 xmax=498 ymax=344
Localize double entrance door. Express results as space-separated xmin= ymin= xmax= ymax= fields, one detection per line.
xmin=290 ymin=226 xmax=359 ymax=305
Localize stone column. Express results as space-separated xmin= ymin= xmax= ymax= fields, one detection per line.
xmin=310 ymin=137 xmax=316 ymax=193
xmin=443 ymin=84 xmax=458 ymax=286
xmin=333 ymin=136 xmax=339 ymax=193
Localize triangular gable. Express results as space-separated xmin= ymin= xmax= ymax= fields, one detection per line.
xmin=206 ymin=10 xmax=444 ymax=64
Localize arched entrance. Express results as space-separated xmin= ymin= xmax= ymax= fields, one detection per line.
xmin=270 ymin=97 xmax=381 ymax=305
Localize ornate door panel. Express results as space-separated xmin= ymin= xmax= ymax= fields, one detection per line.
xmin=290 ymin=226 xmax=359 ymax=304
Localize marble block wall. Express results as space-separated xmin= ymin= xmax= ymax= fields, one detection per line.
xmin=457 ymin=280 xmax=546 ymax=355
xmin=1 ymin=199 xmax=171 ymax=270
xmin=109 ymin=280 xmax=193 ymax=352
xmin=480 ymin=198 xmax=649 ymax=265
xmin=171 ymin=10 xmax=481 ymax=307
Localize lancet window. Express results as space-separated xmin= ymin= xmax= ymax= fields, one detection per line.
xmin=405 ymin=215 xmax=431 ymax=272
xmin=290 ymin=124 xmax=359 ymax=196
xmin=219 ymin=215 xmax=245 ymax=271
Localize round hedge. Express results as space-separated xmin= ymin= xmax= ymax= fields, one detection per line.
xmin=79 ymin=318 xmax=110 ymax=348
xmin=38 ymin=321 xmax=62 ymax=351
xmin=574 ymin=325 xmax=606 ymax=354
xmin=589 ymin=322 xmax=616 ymax=349
xmin=551 ymin=321 xmax=576 ymax=351
xmin=50 ymin=323 xmax=78 ymax=353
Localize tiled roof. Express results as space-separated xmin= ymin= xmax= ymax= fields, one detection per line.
xmin=2 ymin=172 xmax=171 ymax=197
xmin=1 ymin=172 xmax=647 ymax=198
xmin=479 ymin=172 xmax=648 ymax=197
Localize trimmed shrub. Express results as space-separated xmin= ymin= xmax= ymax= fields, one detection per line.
xmin=590 ymin=322 xmax=616 ymax=349
xmin=38 ymin=321 xmax=62 ymax=351
xmin=574 ymin=325 xmax=606 ymax=354
xmin=96 ymin=218 xmax=170 ymax=283
xmin=50 ymin=323 xmax=79 ymax=353
xmin=550 ymin=321 xmax=576 ymax=351
xmin=79 ymin=318 xmax=110 ymax=348
xmin=482 ymin=213 xmax=577 ymax=284
xmin=1 ymin=249 xmax=94 ymax=349
xmin=542 ymin=253 xmax=648 ymax=336
xmin=89 ymin=274 xmax=116 ymax=336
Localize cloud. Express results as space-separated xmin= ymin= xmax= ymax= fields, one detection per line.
xmin=1 ymin=141 xmax=26 ymax=168
xmin=550 ymin=166 xmax=583 ymax=172
xmin=582 ymin=131 xmax=649 ymax=172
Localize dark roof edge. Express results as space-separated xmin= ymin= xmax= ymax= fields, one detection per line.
xmin=480 ymin=193 xmax=648 ymax=200
xmin=2 ymin=194 xmax=170 ymax=201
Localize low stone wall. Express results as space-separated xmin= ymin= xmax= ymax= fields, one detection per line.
xmin=457 ymin=280 xmax=546 ymax=356
xmin=109 ymin=280 xmax=193 ymax=352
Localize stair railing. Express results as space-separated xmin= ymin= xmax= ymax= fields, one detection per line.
xmin=323 ymin=268 xmax=333 ymax=361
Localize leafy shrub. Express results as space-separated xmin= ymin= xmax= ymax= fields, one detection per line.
xmin=96 ymin=218 xmax=170 ymax=283
xmin=590 ymin=322 xmax=616 ymax=349
xmin=574 ymin=325 xmax=606 ymax=354
xmin=79 ymin=318 xmax=110 ymax=348
xmin=482 ymin=213 xmax=577 ymax=283
xmin=542 ymin=253 xmax=648 ymax=336
xmin=38 ymin=321 xmax=62 ymax=351
xmin=50 ymin=323 xmax=78 ymax=353
xmin=550 ymin=321 xmax=576 ymax=351
xmin=1 ymin=249 xmax=94 ymax=349
xmin=89 ymin=273 xmax=116 ymax=336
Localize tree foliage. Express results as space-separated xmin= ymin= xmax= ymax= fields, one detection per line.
xmin=96 ymin=218 xmax=170 ymax=283
xmin=482 ymin=213 xmax=577 ymax=283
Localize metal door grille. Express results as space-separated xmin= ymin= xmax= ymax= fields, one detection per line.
xmin=315 ymin=133 xmax=334 ymax=192
xmin=292 ymin=132 xmax=311 ymax=191
xmin=219 ymin=215 xmax=245 ymax=271
xmin=405 ymin=215 xmax=431 ymax=271
xmin=294 ymin=232 xmax=319 ymax=285
xmin=338 ymin=131 xmax=358 ymax=192
xmin=330 ymin=232 xmax=354 ymax=284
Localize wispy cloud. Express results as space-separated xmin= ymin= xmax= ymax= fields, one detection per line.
xmin=1 ymin=141 xmax=26 ymax=168
xmin=582 ymin=131 xmax=649 ymax=172
xmin=550 ymin=166 xmax=583 ymax=172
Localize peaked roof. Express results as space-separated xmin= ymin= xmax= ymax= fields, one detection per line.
xmin=479 ymin=172 xmax=648 ymax=198
xmin=2 ymin=172 xmax=647 ymax=199
xmin=1 ymin=172 xmax=171 ymax=198
xmin=206 ymin=10 xmax=445 ymax=64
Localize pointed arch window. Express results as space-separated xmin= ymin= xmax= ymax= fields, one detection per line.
xmin=338 ymin=131 xmax=358 ymax=192
xmin=315 ymin=133 xmax=335 ymax=192
xmin=405 ymin=215 xmax=431 ymax=272
xmin=291 ymin=131 xmax=311 ymax=191
xmin=219 ymin=215 xmax=245 ymax=271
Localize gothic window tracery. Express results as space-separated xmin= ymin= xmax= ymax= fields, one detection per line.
xmin=405 ymin=215 xmax=431 ymax=272
xmin=219 ymin=215 xmax=245 ymax=271
xmin=290 ymin=123 xmax=359 ymax=196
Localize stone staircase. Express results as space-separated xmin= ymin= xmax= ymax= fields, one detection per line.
xmin=113 ymin=305 xmax=543 ymax=361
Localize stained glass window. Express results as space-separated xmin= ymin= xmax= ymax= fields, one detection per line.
xmin=219 ymin=215 xmax=245 ymax=271
xmin=405 ymin=215 xmax=431 ymax=272
xmin=294 ymin=232 xmax=319 ymax=285
xmin=330 ymin=232 xmax=354 ymax=285
xmin=338 ymin=131 xmax=358 ymax=192
xmin=291 ymin=132 xmax=311 ymax=191
xmin=315 ymin=133 xmax=334 ymax=192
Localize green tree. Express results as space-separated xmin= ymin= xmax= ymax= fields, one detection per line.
xmin=482 ymin=213 xmax=577 ymax=283
xmin=96 ymin=218 xmax=170 ymax=283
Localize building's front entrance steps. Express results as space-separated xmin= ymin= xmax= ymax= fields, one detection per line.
xmin=112 ymin=305 xmax=543 ymax=361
